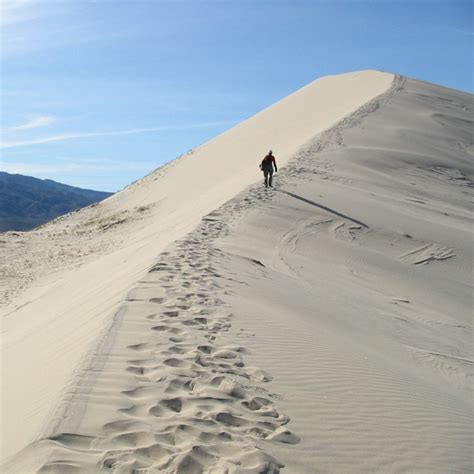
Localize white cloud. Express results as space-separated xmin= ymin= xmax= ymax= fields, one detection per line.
xmin=9 ymin=115 xmax=55 ymax=131
xmin=0 ymin=0 xmax=39 ymax=26
xmin=0 ymin=0 xmax=78 ymax=56
xmin=0 ymin=1 xmax=144 ymax=57
xmin=0 ymin=159 xmax=156 ymax=175
xmin=0 ymin=121 xmax=234 ymax=149
xmin=0 ymin=162 xmax=82 ymax=175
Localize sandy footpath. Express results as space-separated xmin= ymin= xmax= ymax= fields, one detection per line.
xmin=2 ymin=71 xmax=473 ymax=472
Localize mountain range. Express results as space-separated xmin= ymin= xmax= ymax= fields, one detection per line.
xmin=0 ymin=171 xmax=112 ymax=232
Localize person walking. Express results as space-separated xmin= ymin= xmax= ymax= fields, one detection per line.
xmin=260 ymin=150 xmax=277 ymax=187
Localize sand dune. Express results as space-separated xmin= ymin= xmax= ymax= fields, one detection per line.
xmin=1 ymin=71 xmax=472 ymax=472
xmin=213 ymin=76 xmax=472 ymax=472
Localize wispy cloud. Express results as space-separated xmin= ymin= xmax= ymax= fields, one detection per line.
xmin=0 ymin=159 xmax=156 ymax=176
xmin=0 ymin=0 xmax=49 ymax=56
xmin=455 ymin=29 xmax=474 ymax=36
xmin=9 ymin=115 xmax=55 ymax=131
xmin=0 ymin=162 xmax=82 ymax=175
xmin=0 ymin=121 xmax=235 ymax=149
xmin=0 ymin=0 xmax=144 ymax=57
xmin=0 ymin=0 xmax=39 ymax=26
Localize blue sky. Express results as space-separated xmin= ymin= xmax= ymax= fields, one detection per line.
xmin=1 ymin=0 xmax=472 ymax=192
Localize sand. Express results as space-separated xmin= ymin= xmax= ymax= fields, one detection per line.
xmin=1 ymin=71 xmax=472 ymax=473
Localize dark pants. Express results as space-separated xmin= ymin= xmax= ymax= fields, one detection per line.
xmin=263 ymin=168 xmax=274 ymax=187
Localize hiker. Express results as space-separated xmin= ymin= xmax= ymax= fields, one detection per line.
xmin=260 ymin=150 xmax=277 ymax=187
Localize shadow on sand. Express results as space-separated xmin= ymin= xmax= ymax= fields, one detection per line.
xmin=278 ymin=190 xmax=369 ymax=228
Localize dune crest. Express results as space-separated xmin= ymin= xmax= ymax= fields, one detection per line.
xmin=2 ymin=71 xmax=473 ymax=472
xmin=1 ymin=71 xmax=393 ymax=466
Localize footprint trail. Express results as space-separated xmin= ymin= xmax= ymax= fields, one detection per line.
xmin=36 ymin=193 xmax=299 ymax=473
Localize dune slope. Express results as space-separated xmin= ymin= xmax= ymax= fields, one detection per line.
xmin=2 ymin=72 xmax=472 ymax=472
xmin=1 ymin=71 xmax=393 ymax=467
xmin=7 ymin=73 xmax=472 ymax=473
xmin=217 ymin=76 xmax=473 ymax=472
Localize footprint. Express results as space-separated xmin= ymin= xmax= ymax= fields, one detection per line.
xmin=150 ymin=265 xmax=170 ymax=272
xmin=173 ymin=452 xmax=205 ymax=474
xmin=183 ymin=317 xmax=207 ymax=326
xmin=213 ymin=350 xmax=238 ymax=359
xmin=127 ymin=343 xmax=152 ymax=352
xmin=111 ymin=431 xmax=157 ymax=448
xmin=165 ymin=377 xmax=194 ymax=393
xmin=242 ymin=397 xmax=272 ymax=411
xmin=168 ymin=345 xmax=188 ymax=355
xmin=209 ymin=375 xmax=225 ymax=386
xmin=248 ymin=368 xmax=273 ymax=382
xmin=127 ymin=359 xmax=157 ymax=368
xmin=215 ymin=412 xmax=249 ymax=428
xmin=160 ymin=397 xmax=183 ymax=413
xmin=134 ymin=444 xmax=172 ymax=462
xmin=266 ymin=426 xmax=300 ymax=444
xmin=126 ymin=366 xmax=147 ymax=376
xmin=150 ymin=298 xmax=164 ymax=304
xmin=197 ymin=345 xmax=214 ymax=354
xmin=163 ymin=358 xmax=192 ymax=369
xmin=149 ymin=405 xmax=165 ymax=417
xmin=152 ymin=324 xmax=171 ymax=332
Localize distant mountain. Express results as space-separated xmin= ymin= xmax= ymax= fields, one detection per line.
xmin=0 ymin=172 xmax=113 ymax=232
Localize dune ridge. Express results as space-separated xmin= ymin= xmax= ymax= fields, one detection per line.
xmin=1 ymin=70 xmax=393 ymax=466
xmin=2 ymin=71 xmax=473 ymax=472
xmin=215 ymin=75 xmax=472 ymax=471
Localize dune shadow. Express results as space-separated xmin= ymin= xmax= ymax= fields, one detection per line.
xmin=278 ymin=190 xmax=369 ymax=228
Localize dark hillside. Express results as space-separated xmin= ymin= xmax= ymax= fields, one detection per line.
xmin=0 ymin=172 xmax=112 ymax=231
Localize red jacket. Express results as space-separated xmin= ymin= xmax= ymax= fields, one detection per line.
xmin=261 ymin=154 xmax=277 ymax=171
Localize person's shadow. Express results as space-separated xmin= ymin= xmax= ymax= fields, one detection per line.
xmin=277 ymin=189 xmax=368 ymax=228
